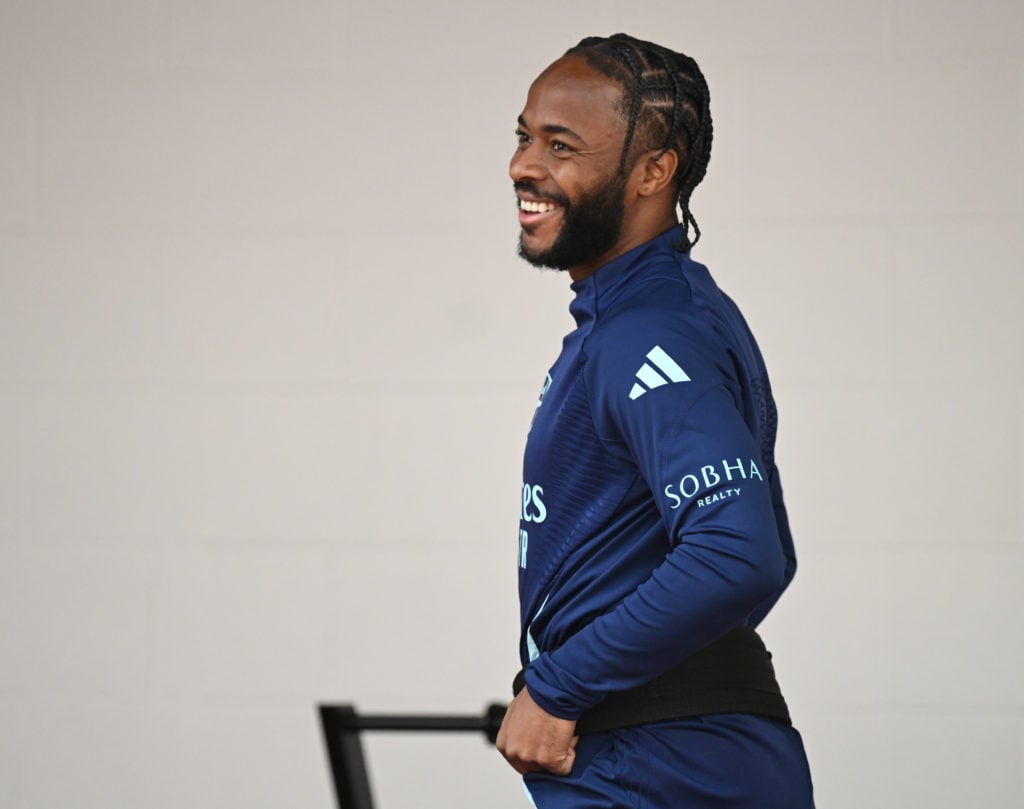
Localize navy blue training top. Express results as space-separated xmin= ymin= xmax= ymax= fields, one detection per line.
xmin=517 ymin=226 xmax=797 ymax=721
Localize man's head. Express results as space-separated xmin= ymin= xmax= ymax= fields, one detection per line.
xmin=510 ymin=34 xmax=713 ymax=279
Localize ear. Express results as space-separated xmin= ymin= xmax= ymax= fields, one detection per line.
xmin=634 ymin=148 xmax=679 ymax=198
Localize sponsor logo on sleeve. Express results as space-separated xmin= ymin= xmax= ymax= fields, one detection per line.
xmin=663 ymin=457 xmax=764 ymax=509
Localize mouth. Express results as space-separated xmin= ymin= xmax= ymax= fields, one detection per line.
xmin=517 ymin=195 xmax=564 ymax=227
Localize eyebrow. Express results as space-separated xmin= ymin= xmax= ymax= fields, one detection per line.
xmin=518 ymin=115 xmax=589 ymax=147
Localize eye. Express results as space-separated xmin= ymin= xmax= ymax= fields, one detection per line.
xmin=515 ymin=129 xmax=531 ymax=144
xmin=551 ymin=140 xmax=573 ymax=154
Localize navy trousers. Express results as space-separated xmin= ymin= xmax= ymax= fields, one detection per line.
xmin=523 ymin=714 xmax=814 ymax=808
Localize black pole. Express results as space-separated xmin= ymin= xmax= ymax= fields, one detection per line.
xmin=319 ymin=705 xmax=376 ymax=809
xmin=318 ymin=704 xmax=507 ymax=809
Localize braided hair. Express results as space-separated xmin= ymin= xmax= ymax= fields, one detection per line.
xmin=565 ymin=34 xmax=713 ymax=251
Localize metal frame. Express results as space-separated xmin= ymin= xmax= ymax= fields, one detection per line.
xmin=318 ymin=703 xmax=507 ymax=809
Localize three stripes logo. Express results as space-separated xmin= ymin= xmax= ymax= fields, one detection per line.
xmin=629 ymin=345 xmax=690 ymax=400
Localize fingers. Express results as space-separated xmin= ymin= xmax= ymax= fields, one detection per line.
xmin=496 ymin=687 xmax=579 ymax=776
xmin=551 ymin=743 xmax=575 ymax=776
xmin=497 ymin=731 xmax=578 ymax=775
xmin=499 ymin=742 xmax=576 ymax=776
xmin=496 ymin=723 xmax=578 ymax=775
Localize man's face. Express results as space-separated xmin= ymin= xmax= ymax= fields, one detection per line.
xmin=515 ymin=168 xmax=627 ymax=272
xmin=510 ymin=57 xmax=632 ymax=277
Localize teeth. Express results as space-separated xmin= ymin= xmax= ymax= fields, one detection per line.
xmin=520 ymin=200 xmax=557 ymax=214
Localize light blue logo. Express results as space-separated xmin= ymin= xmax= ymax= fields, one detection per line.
xmin=529 ymin=373 xmax=553 ymax=432
xmin=630 ymin=345 xmax=690 ymax=400
xmin=663 ymin=457 xmax=764 ymax=509
xmin=537 ymin=373 xmax=552 ymax=409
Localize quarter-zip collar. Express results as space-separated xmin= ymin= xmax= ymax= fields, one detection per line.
xmin=568 ymin=224 xmax=684 ymax=329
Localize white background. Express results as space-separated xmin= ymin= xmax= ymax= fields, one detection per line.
xmin=1 ymin=1 xmax=1021 ymax=807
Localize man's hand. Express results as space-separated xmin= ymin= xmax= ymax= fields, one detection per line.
xmin=496 ymin=686 xmax=578 ymax=776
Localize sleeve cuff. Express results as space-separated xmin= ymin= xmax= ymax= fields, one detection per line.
xmin=523 ymin=653 xmax=601 ymax=720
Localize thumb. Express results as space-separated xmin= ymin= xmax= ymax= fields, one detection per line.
xmin=553 ymin=743 xmax=576 ymax=776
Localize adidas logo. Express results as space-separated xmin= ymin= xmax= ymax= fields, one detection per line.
xmin=629 ymin=346 xmax=690 ymax=400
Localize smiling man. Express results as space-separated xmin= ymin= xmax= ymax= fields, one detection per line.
xmin=495 ymin=35 xmax=815 ymax=808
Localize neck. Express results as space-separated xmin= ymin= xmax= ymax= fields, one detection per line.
xmin=568 ymin=213 xmax=680 ymax=282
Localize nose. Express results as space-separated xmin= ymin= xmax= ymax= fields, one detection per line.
xmin=509 ymin=143 xmax=545 ymax=184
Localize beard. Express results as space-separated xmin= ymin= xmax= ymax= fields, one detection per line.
xmin=516 ymin=170 xmax=628 ymax=271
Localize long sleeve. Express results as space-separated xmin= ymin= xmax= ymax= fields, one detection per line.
xmin=524 ymin=309 xmax=790 ymax=719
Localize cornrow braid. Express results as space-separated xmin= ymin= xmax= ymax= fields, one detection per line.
xmin=566 ymin=34 xmax=714 ymax=252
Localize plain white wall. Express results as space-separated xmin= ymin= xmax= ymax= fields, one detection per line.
xmin=1 ymin=1 xmax=1021 ymax=807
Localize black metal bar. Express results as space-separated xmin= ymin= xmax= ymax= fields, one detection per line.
xmin=319 ymin=705 xmax=376 ymax=809
xmin=318 ymin=703 xmax=507 ymax=809
xmin=338 ymin=712 xmax=495 ymax=734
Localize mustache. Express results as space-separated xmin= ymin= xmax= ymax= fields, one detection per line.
xmin=513 ymin=181 xmax=570 ymax=208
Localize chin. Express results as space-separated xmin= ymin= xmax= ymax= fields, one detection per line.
xmin=520 ymin=235 xmax=552 ymax=268
xmin=518 ymin=234 xmax=551 ymax=265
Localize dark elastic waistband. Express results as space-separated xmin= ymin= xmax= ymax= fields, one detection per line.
xmin=512 ymin=626 xmax=791 ymax=735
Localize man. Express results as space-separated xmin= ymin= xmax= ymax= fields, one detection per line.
xmin=495 ymin=35 xmax=815 ymax=808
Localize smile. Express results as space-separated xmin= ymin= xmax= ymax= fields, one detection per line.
xmin=519 ymin=200 xmax=559 ymax=213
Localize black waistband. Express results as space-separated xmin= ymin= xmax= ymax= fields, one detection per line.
xmin=512 ymin=626 xmax=790 ymax=735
